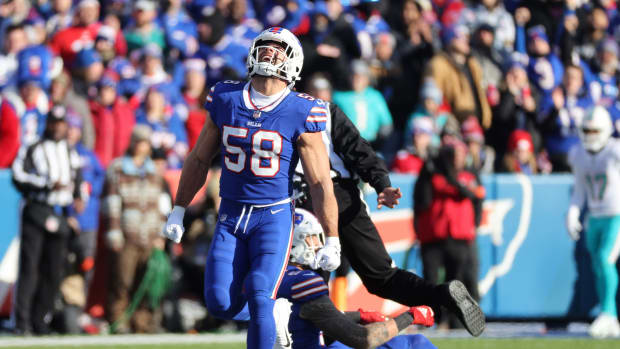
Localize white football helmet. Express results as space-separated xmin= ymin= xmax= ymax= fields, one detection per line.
xmin=290 ymin=208 xmax=325 ymax=267
xmin=247 ymin=27 xmax=304 ymax=85
xmin=580 ymin=106 xmax=613 ymax=153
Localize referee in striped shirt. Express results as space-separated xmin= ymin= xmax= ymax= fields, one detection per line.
xmin=12 ymin=105 xmax=85 ymax=335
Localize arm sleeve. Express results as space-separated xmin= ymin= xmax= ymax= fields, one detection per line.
xmin=302 ymin=99 xmax=328 ymax=133
xmin=329 ymin=102 xmax=391 ymax=193
xmin=299 ymin=295 xmax=371 ymax=348
xmin=12 ymin=145 xmax=50 ymax=191
xmin=90 ymin=154 xmax=106 ymax=198
xmin=568 ymin=147 xmax=586 ymax=208
xmin=204 ymin=83 xmax=220 ymax=126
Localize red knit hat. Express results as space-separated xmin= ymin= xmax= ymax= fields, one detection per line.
xmin=508 ymin=130 xmax=533 ymax=153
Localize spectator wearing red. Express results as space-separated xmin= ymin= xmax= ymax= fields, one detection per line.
xmin=90 ymin=73 xmax=135 ymax=167
xmin=392 ymin=116 xmax=434 ymax=175
xmin=49 ymin=0 xmax=101 ymax=67
xmin=413 ymin=138 xmax=484 ymax=327
xmin=502 ymin=129 xmax=537 ymax=174
xmin=182 ymin=58 xmax=207 ymax=151
xmin=0 ymin=99 xmax=20 ymax=168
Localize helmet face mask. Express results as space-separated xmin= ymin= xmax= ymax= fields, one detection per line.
xmin=580 ymin=106 xmax=613 ymax=153
xmin=247 ymin=27 xmax=304 ymax=85
xmin=290 ymin=208 xmax=325 ymax=267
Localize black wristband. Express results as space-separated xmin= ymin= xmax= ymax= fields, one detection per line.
xmin=394 ymin=312 xmax=414 ymax=332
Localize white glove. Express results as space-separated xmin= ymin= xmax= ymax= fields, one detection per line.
xmin=313 ymin=237 xmax=341 ymax=272
xmin=161 ymin=206 xmax=186 ymax=243
xmin=566 ymin=205 xmax=582 ymax=241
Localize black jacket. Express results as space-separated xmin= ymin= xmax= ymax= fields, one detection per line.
xmin=326 ymin=102 xmax=391 ymax=194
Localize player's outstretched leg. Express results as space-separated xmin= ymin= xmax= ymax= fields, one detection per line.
xmin=441 ymin=280 xmax=485 ymax=337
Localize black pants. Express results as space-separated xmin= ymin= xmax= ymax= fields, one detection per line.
xmin=304 ymin=179 xmax=441 ymax=308
xmin=15 ymin=203 xmax=69 ymax=333
xmin=420 ymin=238 xmax=478 ymax=327
xmin=420 ymin=238 xmax=473 ymax=289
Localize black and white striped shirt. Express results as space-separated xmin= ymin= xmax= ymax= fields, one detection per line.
xmin=12 ymin=139 xmax=82 ymax=207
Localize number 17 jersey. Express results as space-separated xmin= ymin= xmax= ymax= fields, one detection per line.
xmin=568 ymin=138 xmax=620 ymax=217
xmin=205 ymin=81 xmax=327 ymax=205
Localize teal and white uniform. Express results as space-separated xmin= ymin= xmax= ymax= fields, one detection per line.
xmin=569 ymin=138 xmax=620 ymax=316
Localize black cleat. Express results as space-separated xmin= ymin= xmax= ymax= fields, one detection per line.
xmin=445 ymin=280 xmax=485 ymax=337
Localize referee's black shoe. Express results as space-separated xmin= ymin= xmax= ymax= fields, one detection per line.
xmin=442 ymin=280 xmax=485 ymax=337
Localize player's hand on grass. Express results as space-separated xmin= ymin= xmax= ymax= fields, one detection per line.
xmin=566 ymin=205 xmax=582 ymax=241
xmin=313 ymin=237 xmax=341 ymax=271
xmin=409 ymin=305 xmax=434 ymax=327
xmin=359 ymin=308 xmax=389 ymax=324
xmin=377 ymin=187 xmax=402 ymax=209
xmin=161 ymin=206 xmax=185 ymax=243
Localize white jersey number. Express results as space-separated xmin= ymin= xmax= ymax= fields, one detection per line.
xmin=223 ymin=126 xmax=282 ymax=177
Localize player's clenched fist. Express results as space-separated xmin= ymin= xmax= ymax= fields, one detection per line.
xmin=313 ymin=237 xmax=341 ymax=271
xmin=161 ymin=206 xmax=186 ymax=243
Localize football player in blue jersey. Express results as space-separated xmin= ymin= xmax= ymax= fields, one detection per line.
xmin=274 ymin=208 xmax=438 ymax=349
xmin=161 ymin=27 xmax=340 ymax=349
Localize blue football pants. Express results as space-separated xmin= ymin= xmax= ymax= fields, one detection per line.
xmin=204 ymin=199 xmax=294 ymax=349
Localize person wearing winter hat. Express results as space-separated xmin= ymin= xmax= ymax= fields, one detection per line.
xmin=590 ymin=38 xmax=619 ymax=107
xmin=404 ymin=79 xmax=454 ymax=148
xmin=461 ymin=116 xmax=494 ymax=174
xmin=60 ymin=109 xmax=105 ymax=333
xmin=94 ymin=25 xmax=118 ymax=63
xmin=522 ymin=25 xmax=563 ymax=96
xmin=425 ymin=24 xmax=492 ymax=129
xmin=502 ymin=129 xmax=537 ymax=174
xmin=103 ymin=123 xmax=170 ymax=334
xmin=89 ymin=71 xmax=135 ymax=167
xmin=413 ymin=117 xmax=485 ymax=330
xmin=392 ymin=116 xmax=435 ymax=175
xmin=73 ymin=48 xmax=104 ymax=99
xmin=124 ymin=0 xmax=165 ymax=53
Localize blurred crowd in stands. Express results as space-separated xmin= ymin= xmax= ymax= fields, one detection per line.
xmin=1 ymin=0 xmax=619 ymax=335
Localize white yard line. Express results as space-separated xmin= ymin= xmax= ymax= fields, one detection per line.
xmin=0 ymin=333 xmax=246 ymax=347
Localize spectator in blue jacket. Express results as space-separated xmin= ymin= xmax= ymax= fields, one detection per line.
xmin=538 ymin=64 xmax=594 ymax=172
xmin=135 ymin=85 xmax=188 ymax=169
xmin=66 ymin=110 xmax=105 ymax=289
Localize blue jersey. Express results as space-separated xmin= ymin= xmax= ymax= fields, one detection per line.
xmin=205 ymin=81 xmax=327 ymax=204
xmin=277 ymin=266 xmax=329 ymax=349
xmin=527 ymin=54 xmax=564 ymax=96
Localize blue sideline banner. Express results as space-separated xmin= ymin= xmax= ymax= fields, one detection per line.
xmin=363 ymin=174 xmax=590 ymax=319
xmin=0 ymin=170 xmax=604 ymax=318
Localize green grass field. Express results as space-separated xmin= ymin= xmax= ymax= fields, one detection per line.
xmin=3 ymin=339 xmax=620 ymax=349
